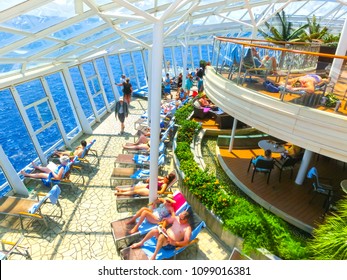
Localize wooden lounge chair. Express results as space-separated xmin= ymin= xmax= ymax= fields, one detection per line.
xmin=109 ymin=167 xmax=151 ymax=186
xmin=0 ymin=185 xmax=62 ymax=232
xmin=110 ymin=190 xmax=188 ymax=252
xmin=114 ymin=153 xmax=166 ymax=169
xmin=120 ymin=208 xmax=206 ymax=260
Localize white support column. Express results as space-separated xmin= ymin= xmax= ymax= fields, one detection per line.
xmin=62 ymin=68 xmax=93 ymax=134
xmin=77 ymin=65 xmax=101 ymax=123
xmin=104 ymin=54 xmax=120 ymax=101
xmin=147 ymin=49 xmax=152 ymax=124
xmin=10 ymin=86 xmax=47 ymax=166
xmin=0 ymin=145 xmax=28 ymax=197
xmin=330 ymin=17 xmax=347 ymax=84
xmin=228 ymin=118 xmax=238 ymax=152
xmin=131 ymin=52 xmax=140 ymax=89
xmin=148 ymin=21 xmax=164 ymax=204
xmin=93 ymin=60 xmax=111 ymax=113
xmin=41 ymin=77 xmax=71 ymax=149
xmin=295 ymin=150 xmax=313 ymax=185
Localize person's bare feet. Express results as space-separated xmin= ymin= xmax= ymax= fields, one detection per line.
xmin=31 ymin=161 xmax=38 ymax=168
xmin=130 ymin=242 xmax=143 ymax=249
xmin=149 ymin=255 xmax=156 ymax=260
xmin=20 ymin=170 xmax=27 ymax=176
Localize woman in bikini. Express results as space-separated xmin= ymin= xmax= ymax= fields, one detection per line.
xmin=282 ymin=74 xmax=328 ymax=94
xmin=115 ymin=172 xmax=176 ymax=196
xmin=125 ymin=195 xmax=176 ymax=234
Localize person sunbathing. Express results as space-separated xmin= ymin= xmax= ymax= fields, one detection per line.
xmin=280 ymin=74 xmax=328 ymax=94
xmin=126 ymin=195 xmax=176 ymax=234
xmin=20 ymin=155 xmax=70 ymax=181
xmin=198 ymin=94 xmax=216 ymax=108
xmin=130 ymin=210 xmax=192 ymax=260
xmin=115 ymin=172 xmax=176 ymax=196
xmin=53 ymin=140 xmax=87 ymax=158
xmin=122 ymin=130 xmax=150 ymax=151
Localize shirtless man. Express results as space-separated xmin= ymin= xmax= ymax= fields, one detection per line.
xmin=130 ymin=210 xmax=192 ymax=260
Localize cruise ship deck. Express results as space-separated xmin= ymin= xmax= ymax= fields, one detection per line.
xmin=0 ymin=96 xmax=230 ymax=260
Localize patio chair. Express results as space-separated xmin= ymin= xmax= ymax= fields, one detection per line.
xmin=0 ymin=235 xmax=31 ymax=260
xmin=247 ymin=157 xmax=274 ymax=184
xmin=114 ymin=170 xmax=178 ymax=211
xmin=307 ymin=167 xmax=335 ymax=211
xmin=0 ymin=185 xmax=62 ymax=232
xmin=110 ymin=190 xmax=188 ymax=252
xmin=120 ymin=208 xmax=206 ymax=260
xmin=274 ymin=156 xmax=297 ymax=182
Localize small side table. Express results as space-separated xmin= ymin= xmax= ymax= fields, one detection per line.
xmin=340 ymin=179 xmax=347 ymax=194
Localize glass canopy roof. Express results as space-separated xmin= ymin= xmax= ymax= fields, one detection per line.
xmin=0 ymin=0 xmax=346 ymax=79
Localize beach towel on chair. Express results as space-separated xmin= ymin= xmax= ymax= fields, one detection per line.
xmin=28 ymin=185 xmax=61 ymax=214
xmin=130 ymin=169 xmax=150 ymax=179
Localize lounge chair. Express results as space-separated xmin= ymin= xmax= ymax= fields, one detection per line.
xmin=114 ymin=153 xmax=166 ymax=169
xmin=110 ymin=167 xmax=156 ymax=187
xmin=0 ymin=235 xmax=31 ymax=260
xmin=76 ymin=139 xmax=99 ymax=168
xmin=120 ymin=207 xmax=206 ymax=260
xmin=110 ymin=190 xmax=188 ymax=252
xmin=41 ymin=156 xmax=84 ymax=187
xmin=114 ymin=170 xmax=178 ymax=211
xmin=122 ymin=139 xmax=166 ymax=156
xmin=0 ymin=185 xmax=62 ymax=232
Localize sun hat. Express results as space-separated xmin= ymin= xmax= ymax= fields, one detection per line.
xmin=163 ymin=194 xmax=176 ymax=204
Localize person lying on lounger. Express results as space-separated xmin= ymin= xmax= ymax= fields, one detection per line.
xmin=125 ymin=195 xmax=176 ymax=234
xmin=114 ymin=172 xmax=176 ymax=196
xmin=122 ymin=130 xmax=150 ymax=151
xmin=20 ymin=155 xmax=70 ymax=181
xmin=279 ymin=74 xmax=329 ymax=94
xmin=53 ymin=140 xmax=87 ymax=158
xmin=130 ymin=210 xmax=192 ymax=260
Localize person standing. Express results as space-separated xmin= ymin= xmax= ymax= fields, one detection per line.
xmin=114 ymin=96 xmax=129 ymax=135
xmin=116 ymin=74 xmax=126 ymax=91
xmin=163 ymin=73 xmax=172 ymax=99
xmin=121 ymin=78 xmax=133 ymax=105
xmin=185 ymin=74 xmax=193 ymax=98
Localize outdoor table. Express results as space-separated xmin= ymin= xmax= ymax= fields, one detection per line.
xmin=258 ymin=140 xmax=286 ymax=153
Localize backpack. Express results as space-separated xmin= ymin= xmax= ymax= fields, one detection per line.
xmin=263 ymin=80 xmax=279 ymax=93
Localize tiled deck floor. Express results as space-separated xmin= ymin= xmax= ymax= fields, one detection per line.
xmin=0 ymin=97 xmax=230 ymax=260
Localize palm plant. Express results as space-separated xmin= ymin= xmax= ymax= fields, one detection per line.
xmin=259 ymin=11 xmax=308 ymax=43
xmin=308 ymin=198 xmax=347 ymax=260
xmin=299 ymin=15 xmax=328 ymax=42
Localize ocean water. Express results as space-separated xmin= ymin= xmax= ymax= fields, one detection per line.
xmin=0 ymin=45 xmax=211 ymax=194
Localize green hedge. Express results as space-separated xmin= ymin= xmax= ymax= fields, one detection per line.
xmin=174 ymin=103 xmax=310 ymax=259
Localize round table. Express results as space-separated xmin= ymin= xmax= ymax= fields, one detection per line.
xmin=340 ymin=179 xmax=347 ymax=193
xmin=258 ymin=140 xmax=286 ymax=153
